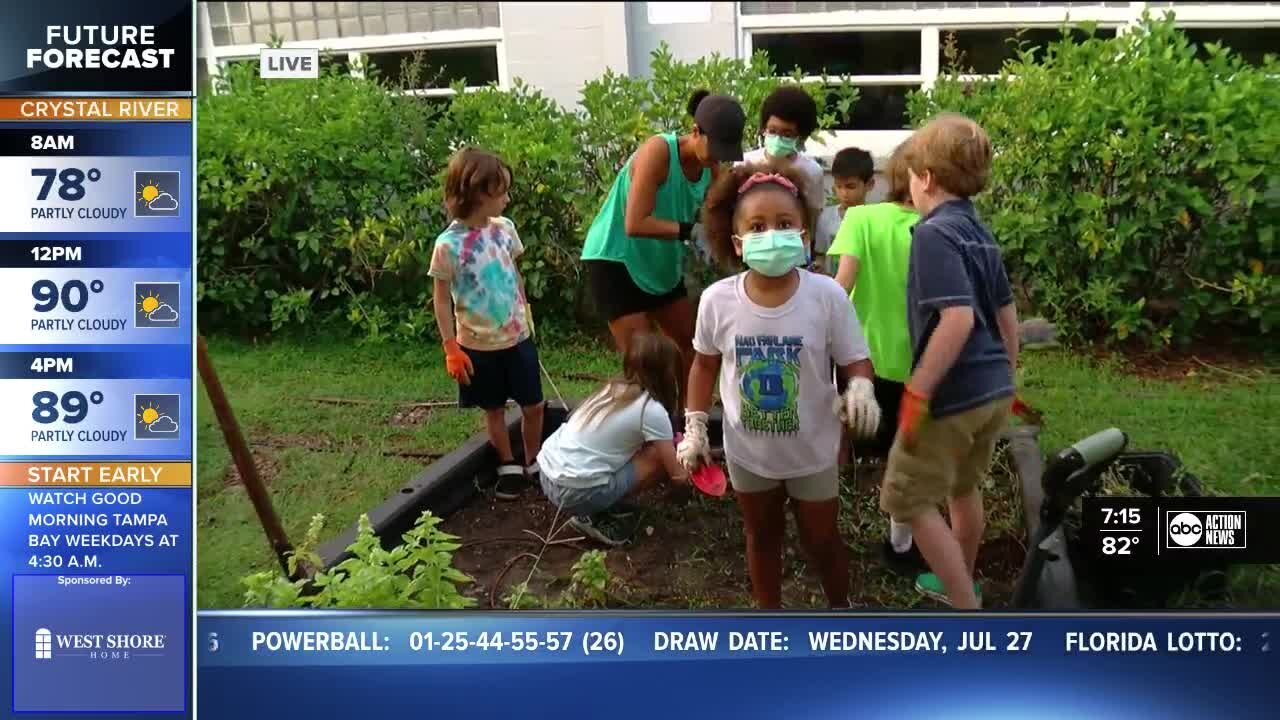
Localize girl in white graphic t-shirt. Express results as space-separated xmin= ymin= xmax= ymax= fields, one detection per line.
xmin=678 ymin=165 xmax=882 ymax=609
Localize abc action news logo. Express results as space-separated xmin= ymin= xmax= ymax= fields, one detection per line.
xmin=1167 ymin=511 xmax=1246 ymax=549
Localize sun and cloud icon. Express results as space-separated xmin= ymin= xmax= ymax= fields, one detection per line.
xmin=134 ymin=171 xmax=180 ymax=217
xmin=135 ymin=395 xmax=180 ymax=440
xmin=134 ymin=282 xmax=180 ymax=328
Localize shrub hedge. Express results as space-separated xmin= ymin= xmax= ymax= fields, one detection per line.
xmin=198 ymin=46 xmax=855 ymax=338
xmin=909 ymin=15 xmax=1278 ymax=345
xmin=200 ymin=21 xmax=1276 ymax=346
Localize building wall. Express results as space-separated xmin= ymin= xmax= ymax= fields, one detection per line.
xmin=625 ymin=2 xmax=738 ymax=77
xmin=499 ymin=2 xmax=630 ymax=108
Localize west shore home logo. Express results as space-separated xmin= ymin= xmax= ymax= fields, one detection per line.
xmin=34 ymin=627 xmax=168 ymax=661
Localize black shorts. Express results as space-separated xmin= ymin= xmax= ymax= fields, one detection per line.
xmin=585 ymin=259 xmax=686 ymax=322
xmin=458 ymin=338 xmax=544 ymax=411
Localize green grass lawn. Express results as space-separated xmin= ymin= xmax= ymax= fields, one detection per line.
xmin=197 ymin=331 xmax=1279 ymax=609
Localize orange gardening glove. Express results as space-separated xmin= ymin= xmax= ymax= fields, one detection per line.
xmin=897 ymin=385 xmax=930 ymax=450
xmin=443 ymin=339 xmax=474 ymax=385
xmin=1011 ymin=396 xmax=1042 ymax=425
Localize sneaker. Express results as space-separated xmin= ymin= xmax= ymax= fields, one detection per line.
xmin=914 ymin=572 xmax=982 ymax=607
xmin=605 ymin=500 xmax=643 ymax=519
xmin=569 ymin=514 xmax=632 ymax=547
xmin=494 ymin=465 xmax=527 ymax=501
xmin=880 ymin=538 xmax=927 ymax=577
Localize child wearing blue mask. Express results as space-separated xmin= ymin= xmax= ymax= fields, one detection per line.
xmin=739 ymin=86 xmax=825 ymax=264
xmin=679 ymin=164 xmax=882 ymax=609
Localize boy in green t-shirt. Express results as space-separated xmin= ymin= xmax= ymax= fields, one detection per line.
xmin=827 ymin=141 xmax=924 ymax=574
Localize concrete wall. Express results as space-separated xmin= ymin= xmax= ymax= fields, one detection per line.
xmin=626 ymin=2 xmax=737 ymax=78
xmin=499 ymin=2 xmax=630 ymax=108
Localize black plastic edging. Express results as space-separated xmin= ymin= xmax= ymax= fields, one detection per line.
xmin=318 ymin=403 xmax=725 ymax=569
xmin=317 ymin=402 xmax=566 ymax=568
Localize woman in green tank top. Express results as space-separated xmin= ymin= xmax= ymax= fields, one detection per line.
xmin=582 ymin=90 xmax=745 ymax=404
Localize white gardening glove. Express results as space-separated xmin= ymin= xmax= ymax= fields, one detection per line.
xmin=834 ymin=377 xmax=881 ymax=439
xmin=677 ymin=410 xmax=711 ymax=472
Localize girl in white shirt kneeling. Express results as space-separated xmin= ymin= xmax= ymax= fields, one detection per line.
xmin=538 ymin=333 xmax=689 ymax=547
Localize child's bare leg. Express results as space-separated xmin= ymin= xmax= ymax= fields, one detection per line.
xmin=948 ymin=488 xmax=984 ymax=576
xmin=909 ymin=508 xmax=979 ymax=609
xmin=484 ymin=408 xmax=515 ymax=463
xmin=624 ymin=443 xmax=669 ymax=496
xmin=520 ymin=402 xmax=544 ymax=467
xmin=736 ymin=487 xmax=788 ymax=609
xmin=793 ymin=499 xmax=849 ymax=608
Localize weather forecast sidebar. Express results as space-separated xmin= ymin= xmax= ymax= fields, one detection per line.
xmin=0 ymin=1 xmax=194 ymax=716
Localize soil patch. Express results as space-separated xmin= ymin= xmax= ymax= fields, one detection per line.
xmin=442 ymin=446 xmax=1026 ymax=610
xmin=390 ymin=405 xmax=433 ymax=427
xmin=221 ymin=448 xmax=281 ymax=488
xmin=1089 ymin=342 xmax=1274 ymax=383
xmin=253 ymin=433 xmax=337 ymax=452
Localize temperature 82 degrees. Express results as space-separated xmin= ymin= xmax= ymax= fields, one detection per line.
xmin=1083 ymin=497 xmax=1157 ymax=565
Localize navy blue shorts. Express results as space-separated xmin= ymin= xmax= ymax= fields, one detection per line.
xmin=458 ymin=337 xmax=544 ymax=410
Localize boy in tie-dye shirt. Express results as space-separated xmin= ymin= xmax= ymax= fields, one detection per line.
xmin=430 ymin=148 xmax=544 ymax=501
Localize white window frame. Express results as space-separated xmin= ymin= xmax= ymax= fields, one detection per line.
xmin=200 ymin=3 xmax=508 ymax=96
xmin=737 ymin=1 xmax=1280 ymax=163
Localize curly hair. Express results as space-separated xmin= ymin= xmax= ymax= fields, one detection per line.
xmin=759 ymin=84 xmax=818 ymax=138
xmin=687 ymin=88 xmax=711 ymax=118
xmin=701 ymin=163 xmax=814 ymax=269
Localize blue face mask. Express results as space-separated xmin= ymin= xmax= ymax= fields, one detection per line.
xmin=738 ymin=229 xmax=806 ymax=277
xmin=764 ymin=133 xmax=798 ymax=158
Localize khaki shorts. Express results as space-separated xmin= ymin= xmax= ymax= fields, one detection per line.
xmin=727 ymin=461 xmax=839 ymax=502
xmin=880 ymin=397 xmax=1010 ymax=521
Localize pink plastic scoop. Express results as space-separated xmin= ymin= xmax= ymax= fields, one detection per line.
xmin=691 ymin=463 xmax=727 ymax=497
xmin=673 ymin=433 xmax=727 ymax=497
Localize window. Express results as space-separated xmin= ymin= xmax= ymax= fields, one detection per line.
xmin=35 ymin=629 xmax=51 ymax=660
xmin=940 ymin=26 xmax=1118 ymax=74
xmin=753 ymin=31 xmax=921 ymax=75
xmin=1181 ymin=27 xmax=1280 ymax=66
xmin=320 ymin=53 xmax=351 ymax=75
xmin=204 ymin=2 xmax=501 ymax=47
xmin=752 ymin=30 xmax=922 ymax=130
xmin=829 ymin=84 xmax=914 ymax=130
xmin=363 ymin=46 xmax=500 ymax=90
xmin=742 ymin=1 xmax=1280 ymax=139
xmin=202 ymin=3 xmax=506 ymax=96
xmin=741 ymin=2 xmax=1130 ymax=13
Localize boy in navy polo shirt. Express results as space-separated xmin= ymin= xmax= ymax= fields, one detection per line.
xmin=880 ymin=114 xmax=1020 ymax=609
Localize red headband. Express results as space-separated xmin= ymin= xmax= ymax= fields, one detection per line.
xmin=738 ymin=172 xmax=799 ymax=196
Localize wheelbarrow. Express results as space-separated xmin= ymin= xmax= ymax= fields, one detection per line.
xmin=1009 ymin=427 xmax=1228 ymax=609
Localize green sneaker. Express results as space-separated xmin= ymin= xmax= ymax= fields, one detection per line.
xmin=915 ymin=573 xmax=982 ymax=607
